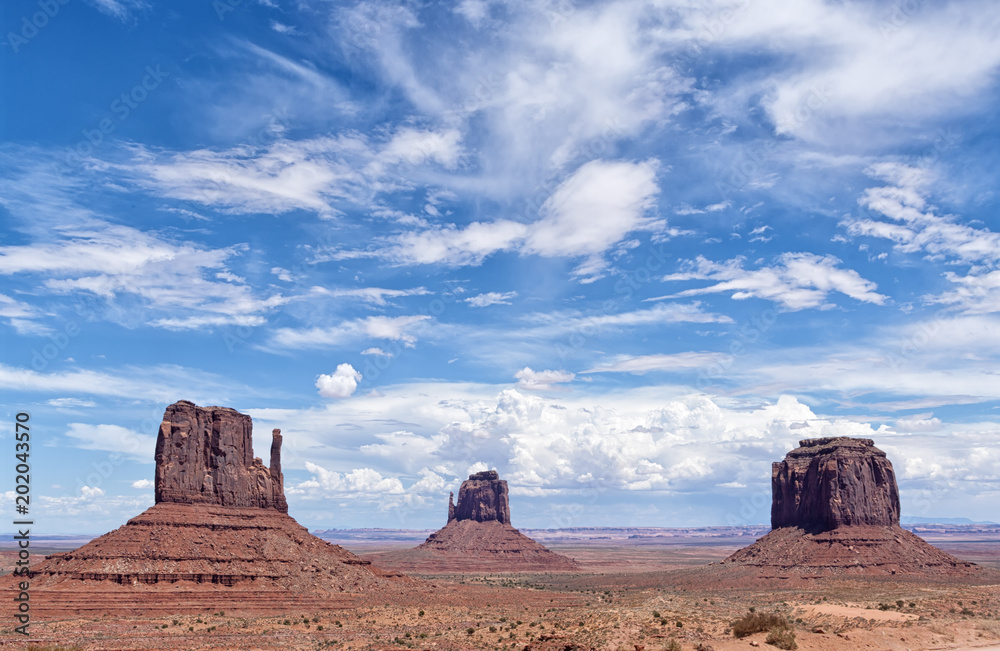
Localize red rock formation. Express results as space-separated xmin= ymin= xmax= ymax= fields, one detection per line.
xmin=14 ymin=400 xmax=412 ymax=616
xmin=154 ymin=400 xmax=286 ymax=511
xmin=771 ymin=437 xmax=899 ymax=531
xmin=724 ymin=436 xmax=978 ymax=578
xmin=372 ymin=471 xmax=579 ymax=573
xmin=451 ymin=470 xmax=511 ymax=524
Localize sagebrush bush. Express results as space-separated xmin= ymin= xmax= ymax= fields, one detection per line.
xmin=731 ymin=611 xmax=790 ymax=638
xmin=765 ymin=625 xmax=797 ymax=650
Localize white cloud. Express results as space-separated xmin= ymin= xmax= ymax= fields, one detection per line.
xmin=366 ymin=219 xmax=528 ymax=266
xmin=65 ymin=423 xmax=156 ymax=462
xmin=514 ymin=367 xmax=575 ymax=391
xmin=0 ymin=362 xmax=253 ymax=406
xmin=848 ymin=163 xmax=1000 ymax=266
xmin=316 ymin=363 xmax=363 ymax=399
xmin=585 ymin=352 xmax=730 ymax=375
xmin=87 ymin=0 xmax=148 ymax=20
xmin=522 ymin=302 xmax=732 ymax=338
xmin=47 ymin=398 xmax=98 ymax=409
xmin=0 ymin=293 xmax=50 ymax=334
xmin=126 ymin=127 xmax=463 ymax=218
xmin=681 ymin=1 xmax=1000 ymax=144
xmin=271 ymin=21 xmax=299 ymax=35
xmin=657 ymin=253 xmax=887 ymax=310
xmin=465 ymin=291 xmax=517 ymax=307
xmin=0 ymin=222 xmax=288 ymax=330
xmin=895 ymin=416 xmax=943 ymax=433
xmin=524 ymin=159 xmax=662 ymax=279
xmin=310 ymin=285 xmax=431 ymax=306
xmin=271 ymin=315 xmax=431 ymax=350
xmin=361 ymin=347 xmax=391 ymax=357
xmin=131 ymin=478 xmax=154 ymax=489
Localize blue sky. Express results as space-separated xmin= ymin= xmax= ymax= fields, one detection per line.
xmin=3 ymin=0 xmax=1000 ymax=534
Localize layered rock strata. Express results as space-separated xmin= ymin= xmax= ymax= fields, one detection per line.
xmin=724 ymin=436 xmax=977 ymax=578
xmin=15 ymin=400 xmax=410 ymax=616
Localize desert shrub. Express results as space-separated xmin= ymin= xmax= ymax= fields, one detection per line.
xmin=731 ymin=611 xmax=790 ymax=638
xmin=664 ymin=640 xmax=682 ymax=651
xmin=765 ymin=626 xmax=797 ymax=650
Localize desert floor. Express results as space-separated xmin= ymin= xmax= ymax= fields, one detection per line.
xmin=3 ymin=532 xmax=1000 ymax=651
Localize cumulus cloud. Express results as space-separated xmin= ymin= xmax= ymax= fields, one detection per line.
xmin=514 ymin=367 xmax=575 ymax=391
xmin=316 ymin=363 xmax=362 ymax=399
xmin=656 ymin=253 xmax=887 ymax=310
xmin=289 ymin=464 xmax=448 ymax=511
xmin=353 ymin=389 xmax=880 ymax=496
xmin=131 ymin=479 xmax=154 ymax=489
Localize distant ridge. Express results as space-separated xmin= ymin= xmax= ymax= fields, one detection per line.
xmin=901 ymin=516 xmax=998 ymax=525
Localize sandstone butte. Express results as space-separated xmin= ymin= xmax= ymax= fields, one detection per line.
xmin=371 ymin=470 xmax=580 ymax=573
xmin=723 ymin=436 xmax=980 ymax=579
xmin=8 ymin=400 xmax=413 ymax=617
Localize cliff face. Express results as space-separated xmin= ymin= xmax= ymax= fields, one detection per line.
xmin=154 ymin=400 xmax=287 ymax=512
xmin=771 ymin=437 xmax=900 ymax=532
xmin=451 ymin=470 xmax=511 ymax=525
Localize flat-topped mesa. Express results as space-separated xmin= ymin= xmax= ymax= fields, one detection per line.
xmin=154 ymin=400 xmax=287 ymax=512
xmin=771 ymin=436 xmax=899 ymax=532
xmin=452 ymin=470 xmax=510 ymax=525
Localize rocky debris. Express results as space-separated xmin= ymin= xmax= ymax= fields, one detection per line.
xmin=724 ymin=436 xmax=980 ymax=578
xmin=372 ymin=470 xmax=579 ymax=572
xmin=771 ymin=437 xmax=899 ymax=532
xmin=14 ymin=400 xmax=413 ymax=616
xmin=155 ymin=400 xmax=287 ymax=511
xmin=451 ymin=469 xmax=511 ymax=524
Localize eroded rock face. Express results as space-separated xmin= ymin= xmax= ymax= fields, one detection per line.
xmin=771 ymin=437 xmax=900 ymax=532
xmin=154 ymin=400 xmax=287 ymax=512
xmin=452 ymin=470 xmax=510 ymax=525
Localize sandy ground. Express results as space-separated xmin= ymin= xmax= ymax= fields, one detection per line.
xmin=3 ymin=537 xmax=1000 ymax=650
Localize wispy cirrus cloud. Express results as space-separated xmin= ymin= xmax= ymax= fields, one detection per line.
xmin=0 ymin=222 xmax=288 ymax=331
xmin=654 ymin=253 xmax=887 ymax=310
xmin=269 ymin=315 xmax=432 ymax=350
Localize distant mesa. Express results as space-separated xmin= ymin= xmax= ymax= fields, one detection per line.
xmin=370 ymin=470 xmax=580 ymax=573
xmin=723 ymin=436 xmax=981 ymax=578
xmin=15 ymin=400 xmax=412 ymax=616
xmin=448 ymin=469 xmax=511 ymax=524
